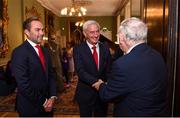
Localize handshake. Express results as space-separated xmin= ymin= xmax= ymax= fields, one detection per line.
xmin=92 ymin=79 xmax=104 ymax=90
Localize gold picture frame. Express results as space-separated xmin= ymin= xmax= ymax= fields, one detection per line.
xmin=25 ymin=6 xmax=41 ymax=19
xmin=0 ymin=0 xmax=9 ymax=58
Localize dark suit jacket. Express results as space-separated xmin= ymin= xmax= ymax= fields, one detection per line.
xmin=99 ymin=43 xmax=168 ymax=116
xmin=11 ymin=41 xmax=57 ymax=116
xmin=73 ymin=41 xmax=111 ymax=105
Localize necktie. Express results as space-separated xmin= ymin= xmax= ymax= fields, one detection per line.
xmin=35 ymin=45 xmax=46 ymax=70
xmin=92 ymin=46 xmax=98 ymax=69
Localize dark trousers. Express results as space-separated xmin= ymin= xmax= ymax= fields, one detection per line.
xmin=78 ymin=100 xmax=108 ymax=117
xmin=18 ymin=107 xmax=53 ymax=117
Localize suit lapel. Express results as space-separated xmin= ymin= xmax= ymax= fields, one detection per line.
xmin=24 ymin=41 xmax=48 ymax=82
xmin=99 ymin=43 xmax=104 ymax=72
xmin=25 ymin=41 xmax=47 ymax=73
xmin=25 ymin=41 xmax=40 ymax=61
xmin=83 ymin=42 xmax=98 ymax=71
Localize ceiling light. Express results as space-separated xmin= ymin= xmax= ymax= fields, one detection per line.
xmin=61 ymin=6 xmax=87 ymax=17
xmin=75 ymin=20 xmax=85 ymax=27
xmin=60 ymin=0 xmax=91 ymax=17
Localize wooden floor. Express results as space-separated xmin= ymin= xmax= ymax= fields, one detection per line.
xmin=0 ymin=111 xmax=80 ymax=117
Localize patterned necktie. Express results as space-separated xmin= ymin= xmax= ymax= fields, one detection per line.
xmin=92 ymin=46 xmax=98 ymax=69
xmin=35 ymin=45 xmax=46 ymax=70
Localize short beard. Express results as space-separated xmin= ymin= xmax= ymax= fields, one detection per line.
xmin=32 ymin=38 xmax=42 ymax=44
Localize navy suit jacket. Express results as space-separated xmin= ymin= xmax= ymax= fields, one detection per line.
xmin=73 ymin=41 xmax=111 ymax=105
xmin=11 ymin=41 xmax=57 ymax=116
xmin=99 ymin=43 xmax=168 ymax=116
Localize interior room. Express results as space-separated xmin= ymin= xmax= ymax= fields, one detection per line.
xmin=0 ymin=0 xmax=180 ymax=117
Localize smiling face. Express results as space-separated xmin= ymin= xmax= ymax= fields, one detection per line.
xmin=83 ymin=24 xmax=100 ymax=45
xmin=25 ymin=20 xmax=44 ymax=44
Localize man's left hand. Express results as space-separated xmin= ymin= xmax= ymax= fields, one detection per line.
xmin=43 ymin=97 xmax=56 ymax=112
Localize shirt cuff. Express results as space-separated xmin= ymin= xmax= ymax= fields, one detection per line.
xmin=43 ymin=98 xmax=48 ymax=106
xmin=50 ymin=96 xmax=58 ymax=100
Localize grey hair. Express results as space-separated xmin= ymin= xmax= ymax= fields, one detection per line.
xmin=83 ymin=20 xmax=100 ymax=31
xmin=118 ymin=17 xmax=147 ymax=42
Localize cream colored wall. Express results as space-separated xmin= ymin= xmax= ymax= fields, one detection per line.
xmin=6 ymin=0 xmax=23 ymax=60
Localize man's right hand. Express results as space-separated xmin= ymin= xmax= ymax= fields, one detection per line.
xmin=92 ymin=79 xmax=104 ymax=90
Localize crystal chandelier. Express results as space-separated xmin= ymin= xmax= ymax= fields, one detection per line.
xmin=61 ymin=0 xmax=91 ymax=17
xmin=61 ymin=6 xmax=87 ymax=17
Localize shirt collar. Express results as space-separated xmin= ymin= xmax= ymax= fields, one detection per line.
xmin=27 ymin=39 xmax=38 ymax=47
xmin=125 ymin=42 xmax=144 ymax=54
xmin=86 ymin=40 xmax=99 ymax=49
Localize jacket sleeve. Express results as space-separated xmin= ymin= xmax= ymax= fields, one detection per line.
xmin=99 ymin=60 xmax=129 ymax=102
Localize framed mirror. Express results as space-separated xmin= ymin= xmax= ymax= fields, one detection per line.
xmin=0 ymin=0 xmax=9 ymax=58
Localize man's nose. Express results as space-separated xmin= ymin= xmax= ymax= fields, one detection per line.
xmin=94 ymin=32 xmax=99 ymax=37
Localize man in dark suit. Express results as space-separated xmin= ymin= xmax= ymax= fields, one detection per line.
xmin=11 ymin=17 xmax=57 ymax=117
xmin=73 ymin=20 xmax=111 ymax=117
xmin=93 ymin=17 xmax=168 ymax=116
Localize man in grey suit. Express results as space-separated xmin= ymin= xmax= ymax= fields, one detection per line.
xmin=73 ymin=20 xmax=111 ymax=117
xmin=93 ymin=17 xmax=168 ymax=116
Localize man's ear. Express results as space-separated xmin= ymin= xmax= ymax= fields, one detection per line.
xmin=119 ymin=33 xmax=125 ymax=42
xmin=83 ymin=31 xmax=86 ymax=37
xmin=24 ymin=29 xmax=30 ymax=37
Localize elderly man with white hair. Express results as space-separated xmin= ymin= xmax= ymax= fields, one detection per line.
xmin=73 ymin=20 xmax=112 ymax=117
xmin=93 ymin=17 xmax=168 ymax=117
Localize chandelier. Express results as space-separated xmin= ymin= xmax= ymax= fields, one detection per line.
xmin=75 ymin=20 xmax=85 ymax=27
xmin=60 ymin=0 xmax=91 ymax=17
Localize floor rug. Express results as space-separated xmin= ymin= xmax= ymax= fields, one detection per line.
xmin=0 ymin=77 xmax=112 ymax=115
xmin=0 ymin=78 xmax=79 ymax=115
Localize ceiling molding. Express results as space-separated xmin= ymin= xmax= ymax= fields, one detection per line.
xmin=114 ymin=0 xmax=130 ymax=15
xmin=36 ymin=0 xmax=124 ymax=17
